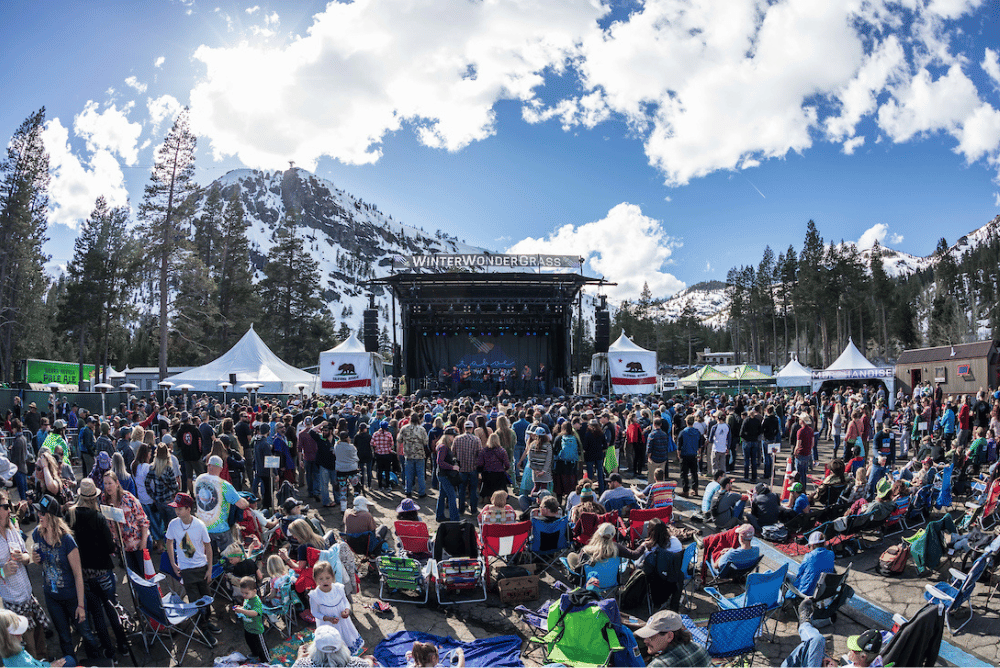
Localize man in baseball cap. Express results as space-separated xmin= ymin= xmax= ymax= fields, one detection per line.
xmin=634 ymin=609 xmax=710 ymax=667
xmin=846 ymin=629 xmax=882 ymax=667
xmin=164 ymin=492 xmax=221 ymax=638
xmin=195 ymin=453 xmax=248 ymax=556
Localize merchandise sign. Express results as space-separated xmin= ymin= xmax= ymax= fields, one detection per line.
xmin=392 ymin=254 xmax=583 ymax=270
xmin=810 ymin=367 xmax=894 ymax=381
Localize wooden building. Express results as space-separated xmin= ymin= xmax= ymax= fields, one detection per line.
xmin=895 ymin=340 xmax=999 ymax=398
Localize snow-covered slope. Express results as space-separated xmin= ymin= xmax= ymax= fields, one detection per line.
xmin=190 ymin=168 xmax=487 ymax=329
xmin=857 ymin=245 xmax=933 ymax=277
xmin=657 ymin=281 xmax=729 ymax=326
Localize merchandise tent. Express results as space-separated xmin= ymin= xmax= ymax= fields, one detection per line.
xmin=590 ymin=333 xmax=658 ymax=395
xmin=318 ymin=333 xmax=386 ymax=396
xmin=810 ymin=338 xmax=896 ymax=407
xmin=166 ymin=326 xmax=317 ymax=395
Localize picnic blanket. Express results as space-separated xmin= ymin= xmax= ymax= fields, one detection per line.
xmin=373 ymin=630 xmax=524 ymax=667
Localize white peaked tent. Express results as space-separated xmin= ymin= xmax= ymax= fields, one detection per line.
xmin=811 ymin=338 xmax=895 ymax=407
xmin=318 ymin=332 xmax=386 ymax=396
xmin=776 ymin=358 xmax=813 ymax=388
xmin=591 ymin=333 xmax=658 ymax=395
xmin=166 ymin=326 xmax=317 ymax=395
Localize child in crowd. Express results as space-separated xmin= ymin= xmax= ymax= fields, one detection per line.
xmin=280 ymin=497 xmax=309 ymax=536
xmin=309 ymin=561 xmax=362 ymax=655
xmin=409 ymin=641 xmax=464 ymax=668
xmin=223 ymin=543 xmax=262 ymax=596
xmin=234 ymin=575 xmax=269 ymax=663
xmin=265 ymin=554 xmax=295 ymax=606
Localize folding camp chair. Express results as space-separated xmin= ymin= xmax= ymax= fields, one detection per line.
xmin=478 ymin=520 xmax=532 ymax=590
xmin=785 ymin=565 xmax=853 ymax=629
xmin=571 ymin=510 xmax=618 ymax=549
xmin=528 ymin=516 xmax=570 ymax=574
xmin=433 ymin=557 xmax=488 ymax=605
xmin=208 ymin=560 xmax=235 ymax=603
xmin=705 ymin=551 xmax=763 ymax=587
xmin=686 ymin=603 xmax=767 ymax=665
xmin=602 ymin=494 xmax=639 ymax=514
xmin=882 ymin=497 xmax=910 ymax=538
xmin=394 ymin=520 xmax=433 ymax=560
xmin=924 ymin=544 xmax=997 ymax=633
xmin=679 ymin=541 xmax=699 ymax=611
xmin=344 ymin=530 xmax=382 ymax=576
xmin=705 ymin=563 xmax=787 ymax=641
xmin=619 ymin=506 xmax=672 ymax=548
xmin=259 ymin=572 xmax=302 ymax=639
xmin=377 ymin=555 xmax=431 ymax=605
xmin=126 ymin=568 xmax=215 ymax=665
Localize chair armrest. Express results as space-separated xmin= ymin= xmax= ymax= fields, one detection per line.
xmin=924 ymin=583 xmax=955 ymax=602
xmin=948 ymin=568 xmax=966 ymax=583
xmin=703 ymin=587 xmax=726 ymax=605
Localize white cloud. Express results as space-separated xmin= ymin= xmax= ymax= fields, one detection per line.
xmin=842 ymin=135 xmax=865 ymax=154
xmin=877 ymin=65 xmax=980 ymax=142
xmin=189 ymin=0 xmax=606 ymax=168
xmin=265 ymin=11 xmax=278 ymax=26
xmin=890 ymin=233 xmax=905 ymax=244
xmin=41 ymin=118 xmax=130 ymax=229
xmin=506 ymin=203 xmax=684 ymax=300
xmin=124 ymin=76 xmax=147 ymax=94
xmin=154 ymin=56 xmax=165 ymax=68
xmin=147 ymin=94 xmax=183 ymax=131
xmin=994 ymin=192 xmax=1000 ymax=207
xmin=984 ymin=49 xmax=1000 ymax=88
xmin=73 ymin=101 xmax=142 ymax=165
xmin=705 ymin=261 xmax=712 ymax=272
xmin=857 ymin=223 xmax=889 ymax=250
xmin=245 ymin=5 xmax=259 ymax=14
xmin=926 ymin=0 xmax=985 ymax=19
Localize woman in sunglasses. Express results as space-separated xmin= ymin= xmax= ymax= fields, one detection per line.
xmin=0 ymin=490 xmax=48 ymax=661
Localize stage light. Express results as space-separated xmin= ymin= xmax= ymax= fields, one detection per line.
xmin=449 ymin=304 xmax=455 ymax=313
xmin=545 ymin=304 xmax=551 ymax=313
xmin=523 ymin=304 xmax=529 ymax=313
xmin=496 ymin=304 xmax=502 ymax=313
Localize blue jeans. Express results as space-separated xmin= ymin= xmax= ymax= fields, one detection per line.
xmin=405 ymin=458 xmax=426 ymax=496
xmin=45 ymin=591 xmax=103 ymax=661
xmin=742 ymin=441 xmax=760 ymax=481
xmin=436 ymin=475 xmax=459 ymax=522
xmin=143 ymin=502 xmax=165 ymax=542
xmin=85 ymin=570 xmax=126 ymax=654
xmin=832 ymin=434 xmax=842 ymax=460
xmin=585 ymin=459 xmax=606 ymax=494
xmin=304 ymin=460 xmax=319 ymax=497
xmin=458 ymin=472 xmax=478 ymax=515
xmin=359 ymin=459 xmax=374 ymax=489
xmin=13 ymin=471 xmax=27 ymax=502
xmin=317 ymin=467 xmax=333 ymax=505
xmin=795 ymin=456 xmax=811 ymax=487
xmin=513 ymin=443 xmax=525 ymax=483
xmin=781 ymin=622 xmax=825 ymax=667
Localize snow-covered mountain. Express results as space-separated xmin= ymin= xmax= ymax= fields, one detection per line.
xmin=193 ymin=168 xmax=487 ymax=328
xmin=856 ymin=245 xmax=932 ymax=277
xmin=657 ymin=281 xmax=729 ymax=327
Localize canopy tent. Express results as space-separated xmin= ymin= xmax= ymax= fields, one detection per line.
xmin=590 ymin=333 xmax=658 ymax=396
xmin=729 ymin=364 xmax=775 ymax=389
xmin=166 ymin=326 xmax=317 ymax=395
xmin=811 ymin=338 xmax=895 ymax=407
xmin=318 ymin=333 xmax=386 ymax=396
xmin=776 ymin=358 xmax=813 ymax=388
xmin=679 ymin=365 xmax=732 ymax=389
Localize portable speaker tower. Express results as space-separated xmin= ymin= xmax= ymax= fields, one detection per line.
xmin=363 ymin=309 xmax=379 ymax=352
xmin=594 ymin=309 xmax=610 ymax=353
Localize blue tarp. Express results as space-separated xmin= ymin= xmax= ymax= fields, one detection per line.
xmin=373 ymin=630 xmax=525 ymax=667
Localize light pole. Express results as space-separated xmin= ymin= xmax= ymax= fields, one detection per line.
xmin=93 ymin=383 xmax=114 ymax=417
xmin=157 ymin=380 xmax=174 ymax=405
xmin=219 ymin=382 xmax=231 ymax=405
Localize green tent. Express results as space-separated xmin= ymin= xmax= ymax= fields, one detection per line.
xmin=679 ymin=365 xmax=732 ymax=389
xmin=728 ymin=364 xmax=775 ymax=390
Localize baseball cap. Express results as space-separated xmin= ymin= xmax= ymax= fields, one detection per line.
xmin=443 ymin=426 xmax=459 ymax=436
xmin=353 ymin=496 xmax=369 ymax=510
xmin=33 ymin=494 xmax=62 ymax=518
xmin=464 ymin=420 xmax=475 ymax=428
xmin=180 ymin=412 xmax=189 ymax=421
xmin=876 ymin=478 xmax=893 ymax=498
xmin=846 ymin=629 xmax=882 ymax=655
xmin=736 ymin=524 xmax=755 ymax=539
xmin=168 ymin=493 xmax=195 ymax=509
xmin=790 ymin=482 xmax=805 ymax=493
xmin=634 ymin=609 xmax=683 ymax=638
xmin=52 ymin=419 xmax=66 ymax=430
xmin=282 ymin=497 xmax=304 ymax=513
xmin=313 ymin=625 xmax=344 ymax=653
xmin=534 ymin=426 xmax=547 ymax=435
xmin=380 ymin=421 xmax=390 ymax=430
xmin=207 ymin=455 xmax=224 ymax=468
xmin=808 ymin=531 xmax=826 ymax=545
xmin=97 ymin=451 xmax=112 ymax=469
xmin=5 ymin=613 xmax=29 ymax=636
xmin=161 ymin=433 xmax=174 ymax=445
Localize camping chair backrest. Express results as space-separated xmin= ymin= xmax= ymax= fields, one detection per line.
xmin=649 ymin=482 xmax=677 ymax=509
xmin=681 ymin=541 xmax=697 ymax=581
xmin=395 ymin=520 xmax=432 ymax=555
xmin=437 ymin=557 xmax=483 ymax=591
xmin=531 ymin=516 xmax=569 ymax=555
xmin=433 ymin=521 xmax=479 ymax=560
xmin=378 ymin=556 xmax=426 ymax=593
xmin=573 ymin=511 xmax=618 ymax=546
xmin=479 ymin=520 xmax=532 ymax=559
xmin=705 ymin=603 xmax=767 ymax=659
xmin=813 ymin=565 xmax=850 ymax=606
xmin=743 ymin=564 xmax=788 ymax=609
xmin=818 ymin=483 xmax=848 ymax=506
xmin=583 ymin=556 xmax=623 ymax=590
xmin=603 ymin=495 xmax=638 ymax=514
xmin=717 ymin=552 xmax=764 ymax=580
xmin=126 ymin=567 xmax=170 ymax=627
xmin=343 ymin=531 xmax=376 ymax=556
xmin=952 ymin=549 xmax=993 ymax=609
xmin=624 ymin=507 xmax=672 ymax=545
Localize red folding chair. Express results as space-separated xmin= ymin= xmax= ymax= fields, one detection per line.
xmin=620 ymin=507 xmax=673 ymax=548
xmin=478 ymin=520 xmax=532 ymax=590
xmin=571 ymin=510 xmax=619 ymax=548
xmin=394 ymin=520 xmax=432 ymax=559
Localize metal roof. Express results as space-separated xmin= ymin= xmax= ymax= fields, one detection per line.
xmin=896 ymin=340 xmax=997 ymax=365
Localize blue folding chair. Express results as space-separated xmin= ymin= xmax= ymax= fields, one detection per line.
xmin=529 ymin=516 xmax=570 ymax=574
xmin=705 ymin=550 xmax=763 ymax=587
xmin=686 ymin=603 xmax=767 ymax=665
xmin=924 ymin=544 xmax=996 ymax=634
xmin=705 ymin=563 xmax=787 ymax=640
xmin=679 ymin=542 xmax=698 ymax=611
xmin=126 ymin=568 xmax=215 ymax=665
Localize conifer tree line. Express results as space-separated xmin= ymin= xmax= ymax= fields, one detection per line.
xmin=0 ymin=108 xmax=334 ymax=384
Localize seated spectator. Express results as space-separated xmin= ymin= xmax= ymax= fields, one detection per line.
xmin=786 ymin=532 xmax=835 ymax=599
xmin=408 ymin=641 xmax=464 ymax=668
xmin=634 ymin=467 xmax=673 ymax=506
xmin=565 ymin=522 xmax=645 ymax=571
xmin=779 ymin=482 xmax=810 ymax=522
xmin=911 ymin=457 xmax=937 ymax=487
xmin=845 ymin=446 xmax=865 ymax=476
xmin=866 ymin=456 xmax=890 ymax=500
xmin=343 ymin=497 xmax=390 ymax=551
xmin=293 ymin=625 xmax=375 ymax=668
xmin=530 ymin=495 xmax=564 ymax=521
xmin=0 ymin=609 xmax=71 ymax=668
xmin=713 ymin=523 xmax=758 ymax=570
xmin=569 ymin=487 xmax=606 ymax=524
xmin=781 ymin=599 xmax=837 ymax=668
xmin=280 ymin=497 xmax=310 ymax=537
xmin=478 ymin=490 xmax=518 ymax=525
xmin=599 ymin=473 xmax=638 ymax=510
xmin=709 ymin=477 xmax=747 ymax=530
xmin=221 ymin=543 xmax=262 ymax=595
xmin=809 ymin=459 xmax=847 ymax=504
xmin=748 ymin=483 xmax=781 ymax=531
xmin=701 ymin=469 xmax=726 ymax=515
xmin=395 ymin=498 xmax=421 ymax=523
xmin=844 ymin=630 xmax=882 ymax=668
xmin=862 ymin=478 xmax=897 ymax=522
xmin=634 ymin=609 xmax=711 ymax=668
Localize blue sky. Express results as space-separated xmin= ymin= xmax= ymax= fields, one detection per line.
xmin=2 ymin=0 xmax=999 ymax=301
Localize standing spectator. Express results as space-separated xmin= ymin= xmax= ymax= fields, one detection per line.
xmin=739 ymin=407 xmax=763 ymax=483
xmin=512 ymin=412 xmax=530 ymax=483
xmin=761 ymin=405 xmax=781 ymax=481
xmin=77 ymin=417 xmax=96 ymax=478
xmin=794 ymin=413 xmax=815 ymax=487
xmin=235 ymin=412 xmax=253 ymax=461
xmin=476 ymin=432 xmax=510 ymax=502
xmin=298 ymin=417 xmax=318 ymax=500
xmin=453 ymin=421 xmax=482 ymax=517
xmin=435 ymin=428 xmax=460 ymax=522
xmin=710 ymin=411 xmax=730 ymax=478
xmin=0 ymin=490 xmax=48 ymax=660
xmin=398 ymin=420 xmax=428 ymax=499
xmin=646 ymin=418 xmax=670 ymax=486
xmin=164 ymin=493 xmax=220 ymax=638
xmin=354 ymin=423 xmax=373 ymax=492
xmin=145 ymin=444 xmax=180 ymax=535
xmin=195 ymin=455 xmax=249 ymax=555
xmin=102 ymin=471 xmax=149 ymax=575
xmin=371 ymin=422 xmax=396 ymax=490
xmin=8 ymin=422 xmax=28 ymax=503
xmin=676 ymin=415 xmax=702 ymax=497
xmin=582 ymin=420 xmax=608 ymax=494
xmin=176 ymin=412 xmax=202 ymax=495
xmin=524 ymin=427 xmax=553 ymax=496
xmin=252 ymin=423 xmax=274 ymax=510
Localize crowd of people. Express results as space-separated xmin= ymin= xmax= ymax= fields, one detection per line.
xmin=0 ymin=378 xmax=996 ymax=667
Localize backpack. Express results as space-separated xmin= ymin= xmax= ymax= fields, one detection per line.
xmin=619 ymin=569 xmax=647 ymax=610
xmin=760 ymin=523 xmax=789 ymax=542
xmin=709 ymin=487 xmax=725 ymax=518
xmin=556 ymin=435 xmax=579 ymax=463
xmin=877 ymin=542 xmax=910 ymax=575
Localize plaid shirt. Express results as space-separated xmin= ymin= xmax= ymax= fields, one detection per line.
xmin=650 ymin=641 xmax=711 ymax=668
xmin=453 ymin=433 xmax=482 ymax=473
xmin=371 ymin=429 xmax=395 ymax=456
xmin=144 ymin=466 xmax=178 ymax=504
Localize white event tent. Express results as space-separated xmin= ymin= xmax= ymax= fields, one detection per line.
xmin=318 ymin=333 xmax=386 ymax=396
xmin=810 ymin=338 xmax=895 ymax=407
xmin=776 ymin=357 xmax=812 ymax=389
xmin=166 ymin=326 xmax=317 ymax=395
xmin=591 ymin=332 xmax=658 ymax=395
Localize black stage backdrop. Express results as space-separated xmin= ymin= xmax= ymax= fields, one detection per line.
xmin=414 ymin=333 xmax=551 ymax=379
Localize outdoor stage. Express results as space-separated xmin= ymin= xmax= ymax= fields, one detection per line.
xmin=371 ymin=268 xmax=605 ymax=396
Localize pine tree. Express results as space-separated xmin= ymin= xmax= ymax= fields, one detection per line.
xmin=193 ymin=183 xmax=223 ymax=270
xmin=215 ymin=187 xmax=257 ymax=352
xmin=0 ymin=109 xmax=51 ymax=382
xmin=138 ymin=108 xmax=198 ymax=380
xmin=171 ymin=256 xmax=220 ymax=364
xmin=259 ymin=209 xmax=333 ymax=366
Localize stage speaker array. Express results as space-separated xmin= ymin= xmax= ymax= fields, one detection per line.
xmin=595 ymin=309 xmax=610 ymax=353
xmin=363 ymin=309 xmax=379 ymax=352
